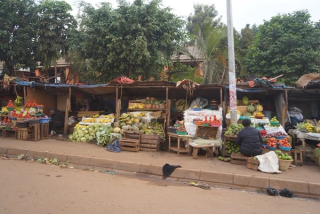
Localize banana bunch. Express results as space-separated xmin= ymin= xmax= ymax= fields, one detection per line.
xmin=96 ymin=118 xmax=111 ymax=123
xmin=92 ymin=114 xmax=99 ymax=118
xmin=75 ymin=124 xmax=87 ymax=129
xmin=82 ymin=118 xmax=96 ymax=123
xmin=302 ymin=122 xmax=314 ymax=133
xmin=119 ymin=113 xmax=131 ymax=122
xmin=14 ymin=96 xmax=24 ymax=107
xmin=132 ymin=112 xmax=146 ymax=117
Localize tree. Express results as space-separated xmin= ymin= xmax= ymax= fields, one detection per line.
xmin=185 ymin=24 xmax=227 ymax=84
xmin=239 ymin=24 xmax=254 ymax=57
xmin=36 ymin=0 xmax=76 ymax=82
xmin=245 ymin=10 xmax=320 ymax=85
xmin=187 ymin=4 xmax=221 ymax=35
xmin=0 ymin=0 xmax=38 ymax=75
xmin=76 ymin=0 xmax=185 ymax=83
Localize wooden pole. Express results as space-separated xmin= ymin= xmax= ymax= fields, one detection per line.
xmin=220 ymin=87 xmax=223 ymax=108
xmin=64 ymin=98 xmax=70 ymax=135
xmin=166 ymin=87 xmax=169 ymax=133
xmin=68 ymin=87 xmax=71 ymax=111
xmin=116 ymin=86 xmax=119 ymax=120
xmin=281 ymin=103 xmax=286 ymax=127
xmin=23 ymin=86 xmax=27 ymax=105
xmin=285 ymin=89 xmax=288 ymax=110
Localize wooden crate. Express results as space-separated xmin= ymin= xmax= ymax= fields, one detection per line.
xmin=230 ymin=153 xmax=247 ymax=165
xmin=40 ymin=123 xmax=49 ymax=140
xmin=30 ymin=124 xmax=41 ymax=141
xmin=247 ymin=157 xmax=259 ymax=170
xmin=16 ymin=128 xmax=32 ymax=140
xmin=140 ymin=134 xmax=160 ymax=151
xmin=119 ymin=131 xmax=141 ymax=152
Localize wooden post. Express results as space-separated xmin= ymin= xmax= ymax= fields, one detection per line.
xmin=64 ymin=98 xmax=70 ymax=135
xmin=166 ymin=87 xmax=169 ymax=133
xmin=281 ymin=103 xmax=286 ymax=127
xmin=285 ymin=89 xmax=288 ymax=110
xmin=23 ymin=86 xmax=27 ymax=105
xmin=220 ymin=87 xmax=223 ymax=107
xmin=68 ymin=87 xmax=71 ymax=111
xmin=116 ymin=86 xmax=120 ymax=120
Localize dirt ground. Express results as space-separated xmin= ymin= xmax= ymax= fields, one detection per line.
xmin=1 ymin=138 xmax=320 ymax=183
xmin=0 ymin=159 xmax=319 ymax=214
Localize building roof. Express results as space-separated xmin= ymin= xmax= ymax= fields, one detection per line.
xmin=172 ymin=46 xmax=203 ymax=62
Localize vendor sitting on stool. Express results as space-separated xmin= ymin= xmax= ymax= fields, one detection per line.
xmin=236 ymin=119 xmax=262 ymax=157
xmin=49 ymin=108 xmax=64 ymax=135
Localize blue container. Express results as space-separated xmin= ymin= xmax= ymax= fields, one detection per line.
xmin=267 ymin=146 xmax=276 ymax=150
xmin=279 ymin=146 xmax=291 ymax=151
xmin=193 ymin=108 xmax=202 ymax=111
xmin=11 ymin=117 xmax=17 ymax=120
xmin=275 ymin=136 xmax=286 ymax=140
xmin=39 ymin=118 xmax=50 ymax=124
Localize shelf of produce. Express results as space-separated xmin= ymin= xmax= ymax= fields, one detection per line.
xmin=79 ymin=122 xmax=111 ymax=126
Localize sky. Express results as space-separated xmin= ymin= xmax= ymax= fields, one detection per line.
xmin=65 ymin=0 xmax=320 ymax=31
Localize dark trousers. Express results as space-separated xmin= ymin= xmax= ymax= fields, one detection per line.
xmin=49 ymin=121 xmax=64 ymax=132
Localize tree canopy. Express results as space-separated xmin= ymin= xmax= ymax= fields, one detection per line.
xmin=75 ymin=0 xmax=186 ymax=83
xmin=0 ymin=0 xmax=38 ymax=75
xmin=245 ymin=10 xmax=320 ymax=84
xmin=36 ymin=0 xmax=76 ymax=72
xmin=187 ymin=4 xmax=221 ymax=35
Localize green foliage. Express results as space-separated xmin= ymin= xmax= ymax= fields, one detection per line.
xmin=187 ymin=4 xmax=221 ymax=35
xmin=36 ymin=0 xmax=76 ymax=71
xmin=184 ymin=24 xmax=227 ymax=84
xmin=245 ymin=10 xmax=320 ymax=85
xmin=0 ymin=0 xmax=38 ymax=75
xmin=75 ymin=0 xmax=186 ymax=83
xmin=168 ymin=63 xmax=202 ymax=83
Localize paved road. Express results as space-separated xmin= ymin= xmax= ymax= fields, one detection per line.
xmin=0 ymin=159 xmax=319 ymax=214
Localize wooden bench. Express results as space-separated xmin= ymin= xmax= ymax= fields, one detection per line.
xmin=190 ymin=144 xmax=215 ymax=159
xmin=167 ymin=132 xmax=191 ymax=156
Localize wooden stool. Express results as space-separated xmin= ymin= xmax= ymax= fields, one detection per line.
xmin=167 ymin=132 xmax=191 ymax=156
xmin=190 ymin=145 xmax=215 ymax=159
xmin=40 ymin=123 xmax=49 ymax=140
xmin=290 ymin=149 xmax=303 ymax=166
xmin=16 ymin=128 xmax=32 ymax=140
xmin=29 ymin=124 xmax=41 ymax=141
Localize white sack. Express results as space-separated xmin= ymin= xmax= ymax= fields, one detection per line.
xmin=256 ymin=151 xmax=281 ymax=173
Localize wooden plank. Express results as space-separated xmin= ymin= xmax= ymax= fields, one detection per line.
xmin=23 ymin=86 xmax=27 ymax=105
xmin=120 ymin=146 xmax=139 ymax=152
xmin=141 ymin=134 xmax=160 ymax=140
xmin=140 ymin=139 xmax=160 ymax=144
xmin=281 ymin=103 xmax=286 ymax=127
xmin=230 ymin=159 xmax=246 ymax=165
xmin=140 ymin=144 xmax=158 ymax=149
xmin=140 ymin=148 xmax=158 ymax=152
xmin=119 ymin=142 xmax=139 ymax=147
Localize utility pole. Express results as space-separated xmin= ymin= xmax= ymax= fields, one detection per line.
xmin=226 ymin=0 xmax=237 ymax=124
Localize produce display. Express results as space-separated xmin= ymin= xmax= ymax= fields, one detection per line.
xmin=295 ymin=122 xmax=314 ymax=133
xmin=69 ymin=124 xmax=112 ymax=146
xmin=275 ymin=150 xmax=293 ymax=160
xmin=265 ymin=131 xmax=287 ymax=138
xmin=224 ymin=140 xmax=240 ymax=154
xmin=279 ymin=138 xmax=291 ymax=147
xmin=6 ymin=100 xmax=15 ymax=108
xmin=267 ymin=138 xmax=277 ymax=148
xmin=14 ymin=96 xmax=24 ymax=107
xmin=270 ymin=117 xmax=280 ymax=127
xmin=224 ymin=124 xmax=244 ymax=135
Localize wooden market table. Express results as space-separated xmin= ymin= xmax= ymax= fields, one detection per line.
xmin=167 ymin=132 xmax=191 ymax=156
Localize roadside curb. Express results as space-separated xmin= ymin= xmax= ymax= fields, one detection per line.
xmin=1 ymin=146 xmax=319 ymax=197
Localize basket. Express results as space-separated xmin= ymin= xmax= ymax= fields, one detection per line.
xmin=279 ymin=159 xmax=293 ymax=171
xmin=270 ymin=121 xmax=280 ymax=126
xmin=169 ymin=127 xmax=177 ymax=134
xmin=193 ymin=108 xmax=202 ymax=111
xmin=279 ymin=146 xmax=291 ymax=151
xmin=247 ymin=157 xmax=259 ymax=170
xmin=17 ymin=122 xmax=29 ymax=128
xmin=39 ymin=118 xmax=50 ymax=124
xmin=29 ymin=119 xmax=40 ymax=125
xmin=176 ymin=131 xmax=187 ymax=135
xmin=5 ymin=126 xmax=12 ymax=130
xmin=6 ymin=107 xmax=15 ymax=111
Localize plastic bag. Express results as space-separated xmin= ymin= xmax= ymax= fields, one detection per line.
xmin=267 ymin=187 xmax=279 ymax=196
xmin=189 ymin=97 xmax=208 ymax=109
xmin=256 ymin=151 xmax=281 ymax=173
xmin=279 ymin=188 xmax=294 ymax=198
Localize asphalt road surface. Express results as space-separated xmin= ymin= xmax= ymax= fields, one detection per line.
xmin=0 ymin=159 xmax=319 ymax=214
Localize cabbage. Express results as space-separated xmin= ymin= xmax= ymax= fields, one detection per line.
xmin=85 ymin=134 xmax=90 ymax=139
xmin=89 ymin=136 xmax=93 ymax=141
xmin=80 ymin=137 xmax=86 ymax=142
xmin=88 ymin=128 xmax=94 ymax=133
xmin=79 ymin=133 xmax=84 ymax=138
xmin=68 ymin=135 xmax=73 ymax=140
xmin=78 ymin=130 xmax=83 ymax=135
xmin=82 ymin=128 xmax=86 ymax=131
xmin=84 ymin=130 xmax=89 ymax=134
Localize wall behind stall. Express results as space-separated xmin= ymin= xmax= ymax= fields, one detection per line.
xmin=27 ymin=87 xmax=57 ymax=116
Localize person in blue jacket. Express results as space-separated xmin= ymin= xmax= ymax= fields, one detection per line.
xmin=236 ymin=119 xmax=262 ymax=156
